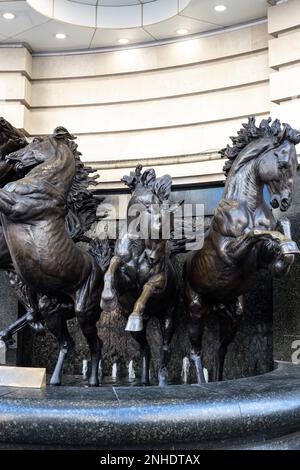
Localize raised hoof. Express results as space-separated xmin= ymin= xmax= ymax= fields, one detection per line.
xmin=125 ymin=314 xmax=143 ymax=332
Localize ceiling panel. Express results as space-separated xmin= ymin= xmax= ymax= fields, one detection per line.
xmin=144 ymin=14 xmax=219 ymax=40
xmin=100 ymin=1 xmax=140 ymax=5
xmin=4 ymin=19 xmax=95 ymax=51
xmin=91 ymin=26 xmax=152 ymax=47
xmin=0 ymin=0 xmax=269 ymax=52
xmin=71 ymin=0 xmax=98 ymax=5
xmin=182 ymin=0 xmax=267 ymax=27
xmin=0 ymin=1 xmax=49 ymax=37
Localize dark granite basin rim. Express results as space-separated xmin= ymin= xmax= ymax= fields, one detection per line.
xmin=0 ymin=364 xmax=299 ymax=448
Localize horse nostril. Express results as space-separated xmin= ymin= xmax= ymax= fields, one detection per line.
xmin=281 ymin=198 xmax=289 ymax=209
xmin=271 ymin=198 xmax=279 ymax=209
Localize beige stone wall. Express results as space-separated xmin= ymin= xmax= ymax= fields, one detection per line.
xmin=1 ymin=4 xmax=299 ymax=189
xmin=269 ymin=0 xmax=300 ymax=129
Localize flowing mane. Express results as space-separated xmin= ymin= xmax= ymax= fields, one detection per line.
xmin=52 ymin=127 xmax=102 ymax=241
xmin=220 ymin=117 xmax=300 ymax=178
xmin=122 ymin=164 xmax=172 ymax=203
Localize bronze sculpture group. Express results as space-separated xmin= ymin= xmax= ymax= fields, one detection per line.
xmin=0 ymin=116 xmax=299 ymax=387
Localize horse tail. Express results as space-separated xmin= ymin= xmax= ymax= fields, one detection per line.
xmin=89 ymin=238 xmax=113 ymax=273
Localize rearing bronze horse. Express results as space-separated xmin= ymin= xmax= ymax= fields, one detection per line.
xmin=0 ymin=131 xmax=110 ymax=386
xmin=184 ymin=117 xmax=300 ymax=383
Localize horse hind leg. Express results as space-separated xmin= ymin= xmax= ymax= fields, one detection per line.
xmin=213 ymin=298 xmax=243 ymax=382
xmin=76 ymin=309 xmax=102 ymax=387
xmin=131 ymin=321 xmax=151 ymax=386
xmin=185 ymin=284 xmax=207 ymax=384
xmin=44 ymin=314 xmax=75 ymax=386
xmin=158 ymin=313 xmax=175 ymax=387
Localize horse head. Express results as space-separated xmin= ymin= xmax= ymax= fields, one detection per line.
xmin=123 ymin=165 xmax=180 ymax=241
xmin=0 ymin=117 xmax=28 ymax=186
xmin=259 ymin=125 xmax=299 ymax=211
xmin=221 ymin=117 xmax=300 ymax=212
xmin=6 ymin=127 xmax=76 ymax=187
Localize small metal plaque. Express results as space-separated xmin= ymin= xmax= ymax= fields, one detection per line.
xmin=0 ymin=366 xmax=46 ymax=388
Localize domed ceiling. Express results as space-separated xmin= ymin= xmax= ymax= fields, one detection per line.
xmin=0 ymin=0 xmax=269 ymax=53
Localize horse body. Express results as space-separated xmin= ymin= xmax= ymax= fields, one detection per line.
xmin=101 ymin=166 xmax=180 ymax=386
xmin=184 ymin=118 xmax=300 ymax=383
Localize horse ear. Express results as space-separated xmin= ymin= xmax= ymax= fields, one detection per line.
xmin=122 ymin=164 xmax=142 ymax=190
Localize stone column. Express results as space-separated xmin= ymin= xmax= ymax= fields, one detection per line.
xmin=268 ymin=0 xmax=300 ymax=366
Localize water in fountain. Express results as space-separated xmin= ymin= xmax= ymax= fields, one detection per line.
xmin=181 ymin=356 xmax=190 ymax=383
xmin=82 ymin=359 xmax=88 ymax=380
xmin=128 ymin=360 xmax=136 ymax=381
xmin=111 ymin=362 xmax=118 ymax=381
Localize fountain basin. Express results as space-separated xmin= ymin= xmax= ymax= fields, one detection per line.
xmin=0 ymin=364 xmax=299 ymax=449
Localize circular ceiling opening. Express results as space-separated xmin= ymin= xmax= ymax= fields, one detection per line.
xmin=26 ymin=0 xmax=192 ymax=29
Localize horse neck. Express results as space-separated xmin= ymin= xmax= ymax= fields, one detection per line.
xmin=29 ymin=147 xmax=75 ymax=198
xmin=223 ymin=159 xmax=264 ymax=212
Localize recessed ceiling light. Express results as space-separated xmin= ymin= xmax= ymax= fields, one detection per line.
xmin=118 ymin=38 xmax=129 ymax=45
xmin=55 ymin=33 xmax=67 ymax=40
xmin=214 ymin=5 xmax=227 ymax=12
xmin=176 ymin=29 xmax=189 ymax=36
xmin=2 ymin=13 xmax=15 ymax=20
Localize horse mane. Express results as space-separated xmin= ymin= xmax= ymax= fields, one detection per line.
xmin=220 ymin=116 xmax=300 ymax=178
xmin=52 ymin=127 xmax=102 ymax=240
xmin=122 ymin=164 xmax=172 ymax=203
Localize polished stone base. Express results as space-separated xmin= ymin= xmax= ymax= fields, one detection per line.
xmin=0 ymin=364 xmax=299 ymax=450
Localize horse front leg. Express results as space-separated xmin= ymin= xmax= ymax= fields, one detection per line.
xmin=125 ymin=274 xmax=164 ymax=332
xmin=100 ymin=255 xmax=122 ymax=312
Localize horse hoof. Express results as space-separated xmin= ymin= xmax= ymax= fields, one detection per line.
xmin=88 ymin=381 xmax=99 ymax=387
xmin=50 ymin=379 xmax=61 ymax=386
xmin=125 ymin=314 xmax=143 ymax=332
xmin=140 ymin=382 xmax=150 ymax=387
xmin=158 ymin=373 xmax=168 ymax=387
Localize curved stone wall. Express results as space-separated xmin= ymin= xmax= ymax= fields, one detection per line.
xmin=0 ymin=22 xmax=270 ymax=188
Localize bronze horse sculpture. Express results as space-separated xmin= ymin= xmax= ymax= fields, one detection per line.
xmin=0 ymin=118 xmax=28 ymax=271
xmin=184 ymin=117 xmax=300 ymax=383
xmin=0 ymin=129 xmax=110 ymax=386
xmin=0 ymin=119 xmax=108 ymax=343
xmin=101 ymin=165 xmax=181 ymax=386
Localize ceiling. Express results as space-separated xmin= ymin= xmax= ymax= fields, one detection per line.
xmin=0 ymin=0 xmax=269 ymax=53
